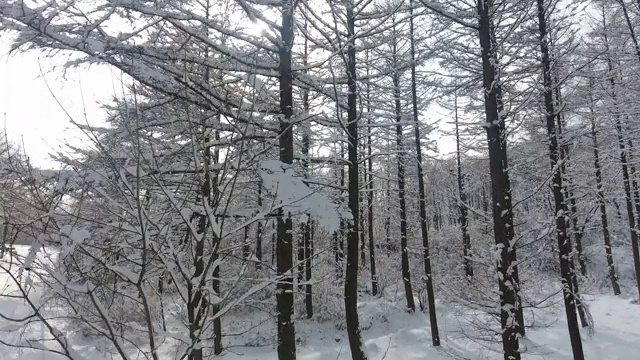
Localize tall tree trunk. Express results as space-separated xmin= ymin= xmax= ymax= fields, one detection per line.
xmin=301 ymin=25 xmax=313 ymax=318
xmin=243 ymin=225 xmax=251 ymax=260
xmin=409 ymin=0 xmax=440 ymax=344
xmin=495 ymin=65 xmax=525 ymax=338
xmin=616 ymin=2 xmax=640 ymax=297
xmin=298 ymin=225 xmax=305 ymax=294
xmin=554 ymin=78 xmax=587 ymax=278
xmin=276 ymin=0 xmax=296 ymax=357
xmin=587 ymin=70 xmax=621 ymax=295
xmin=454 ymin=89 xmax=473 ymax=278
xmin=366 ymin=49 xmax=378 ymax=296
xmin=603 ymin=12 xmax=640 ymax=299
xmin=194 ymin=19 xmax=222 ymax=355
xmin=393 ymin=60 xmax=416 ymax=313
xmin=304 ymin=217 xmax=313 ymax=318
xmin=360 ymin=190 xmax=366 ymax=268
xmin=256 ymin=178 xmax=263 ymax=269
xmin=475 ymin=1 xmax=521 ymax=358
xmin=536 ymin=1 xmax=585 ymax=358
xmin=344 ymin=0 xmax=367 ymax=358
xmin=337 ymin=143 xmax=346 ymax=277
xmin=553 ymin=79 xmax=588 ymax=327
xmin=385 ymin=140 xmax=392 ymax=250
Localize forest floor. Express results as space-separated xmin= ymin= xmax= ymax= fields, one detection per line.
xmin=218 ymin=294 xmax=640 ymax=360
xmin=1 ymin=246 xmax=639 ymax=360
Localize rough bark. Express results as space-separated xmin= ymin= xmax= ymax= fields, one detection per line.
xmin=536 ymin=1 xmax=585 ymax=357
xmin=276 ymin=0 xmax=296 ymax=357
xmin=475 ymin=1 xmax=521 ymax=358
xmin=344 ymin=0 xmax=367 ymax=358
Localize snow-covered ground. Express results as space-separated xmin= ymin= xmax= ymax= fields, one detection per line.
xmin=1 ymin=246 xmax=639 ymax=360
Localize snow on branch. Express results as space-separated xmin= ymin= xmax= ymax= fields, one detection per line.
xmin=258 ymin=159 xmax=342 ymax=232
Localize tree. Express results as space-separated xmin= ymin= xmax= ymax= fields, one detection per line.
xmin=535 ymin=0 xmax=585 ymax=357
xmin=276 ymin=0 xmax=297 ymax=357
xmin=586 ymin=63 xmax=621 ymax=295
xmin=475 ymin=0 xmax=522 ymax=357
xmin=409 ymin=0 xmax=440 ymax=345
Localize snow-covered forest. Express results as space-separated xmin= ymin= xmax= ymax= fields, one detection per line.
xmin=2 ymin=0 xmax=640 ymax=359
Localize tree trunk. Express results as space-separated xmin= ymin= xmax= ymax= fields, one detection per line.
xmin=392 ymin=29 xmax=416 ymax=313
xmin=536 ymin=1 xmax=585 ymax=358
xmin=298 ymin=225 xmax=305 ymax=294
xmin=554 ymin=79 xmax=588 ymax=279
xmin=553 ymin=80 xmax=588 ymax=327
xmin=304 ymin=217 xmax=313 ymax=318
xmin=454 ymin=89 xmax=473 ymax=278
xmin=587 ymin=72 xmax=621 ymax=295
xmin=276 ymin=0 xmax=296 ymax=357
xmin=256 ymin=179 xmax=263 ymax=269
xmin=603 ymin=13 xmax=640 ymax=300
xmin=366 ymin=49 xmax=378 ymax=296
xmin=344 ymin=0 xmax=367 ymax=358
xmin=243 ymin=225 xmax=251 ymax=260
xmin=475 ymin=1 xmax=521 ymax=358
xmin=409 ymin=0 xmax=440 ymax=344
xmin=360 ymin=190 xmax=366 ymax=268
xmin=301 ymin=29 xmax=313 ymax=317
xmin=337 ymin=143 xmax=346 ymax=277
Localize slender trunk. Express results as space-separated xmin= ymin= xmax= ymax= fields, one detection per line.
xmin=360 ymin=189 xmax=366 ymax=267
xmin=618 ymin=0 xmax=640 ymax=66
xmin=476 ymin=1 xmax=521 ymax=358
xmin=603 ymin=13 xmax=640 ymax=299
xmin=555 ymin=79 xmax=587 ymax=278
xmin=409 ymin=0 xmax=439 ymax=344
xmin=188 ymin=215 xmax=207 ymax=360
xmin=587 ymin=71 xmax=621 ymax=295
xmin=393 ymin=51 xmax=415 ymax=312
xmin=385 ymin=140 xmax=392 ymax=251
xmin=256 ymin=178 xmax=263 ymax=269
xmin=277 ymin=0 xmax=296 ymax=357
xmin=554 ymin=79 xmax=588 ymax=327
xmin=272 ymin=230 xmax=276 ymax=265
xmin=366 ymin=49 xmax=378 ymax=296
xmin=243 ymin=225 xmax=251 ymax=260
xmin=537 ymin=1 xmax=585 ymax=357
xmin=617 ymin=6 xmax=640 ymax=258
xmin=345 ymin=1 xmax=367 ymax=358
xmin=304 ymin=217 xmax=313 ymax=318
xmin=337 ymin=144 xmax=346 ymax=277
xmin=494 ymin=29 xmax=525 ymax=340
xmin=212 ymin=127 xmax=222 ymax=355
xmin=454 ymin=90 xmax=473 ymax=278
xmin=195 ymin=6 xmax=221 ymax=355
xmin=301 ymin=28 xmax=313 ymax=317
xmin=298 ymin=225 xmax=305 ymax=294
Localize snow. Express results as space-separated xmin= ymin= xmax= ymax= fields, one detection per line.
xmin=2 ymin=246 xmax=640 ymax=360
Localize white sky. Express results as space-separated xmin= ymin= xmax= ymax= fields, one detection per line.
xmin=0 ymin=39 xmax=455 ymax=169
xmin=0 ymin=39 xmax=121 ymax=168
